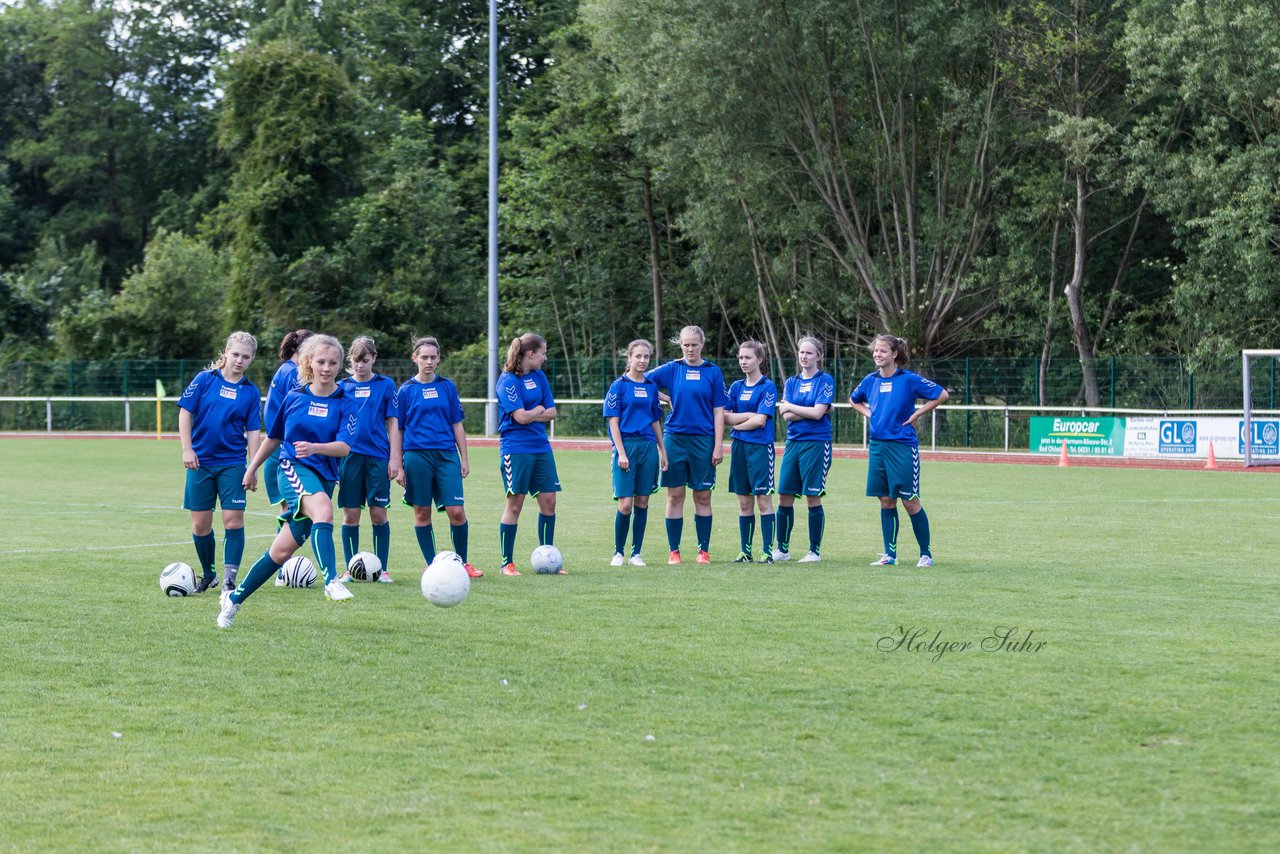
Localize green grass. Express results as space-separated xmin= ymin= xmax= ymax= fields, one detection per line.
xmin=2 ymin=438 xmax=1278 ymax=852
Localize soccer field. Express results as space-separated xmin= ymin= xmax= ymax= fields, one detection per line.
xmin=2 ymin=438 xmax=1278 ymax=851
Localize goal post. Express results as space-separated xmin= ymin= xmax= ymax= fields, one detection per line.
xmin=1242 ymin=350 xmax=1280 ymax=467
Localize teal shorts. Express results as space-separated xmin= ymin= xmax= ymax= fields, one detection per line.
xmin=727 ymin=439 xmax=775 ymax=496
xmin=662 ymin=433 xmax=717 ymax=491
xmin=866 ymin=439 xmax=920 ymax=500
xmin=277 ymin=459 xmax=336 ymax=522
xmin=403 ymin=449 xmax=466 ymax=510
xmin=338 ymin=452 xmax=391 ymax=510
xmin=778 ymin=440 xmax=832 ymax=497
xmin=183 ymin=465 xmax=248 ymax=512
xmin=264 ymin=446 xmax=285 ymax=506
xmin=612 ymin=438 xmax=661 ymax=499
xmin=501 ymin=451 xmax=561 ymax=496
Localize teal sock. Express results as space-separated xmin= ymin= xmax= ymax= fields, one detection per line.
xmin=311 ymin=522 xmax=337 ymax=584
xmin=223 ymin=528 xmax=245 ymax=575
xmin=808 ymin=505 xmax=825 ymax=554
xmin=371 ymin=522 xmax=390 ymax=571
xmin=538 ymin=513 xmax=556 ymax=546
xmin=666 ymin=517 xmax=683 ymax=552
xmin=694 ymin=514 xmax=712 ymax=552
xmin=416 ymin=524 xmax=436 ymax=564
xmin=760 ymin=512 xmax=776 ymax=555
xmin=880 ymin=507 xmax=900 ymax=559
xmin=631 ymin=507 xmax=649 ymax=555
xmin=193 ymin=532 xmax=216 ymax=577
xmin=909 ymin=507 xmax=931 ymax=557
xmin=341 ymin=524 xmax=359 ymax=566
xmin=614 ymin=511 xmax=630 ymax=555
xmin=777 ymin=506 xmax=795 ymax=554
xmin=232 ymin=552 xmax=281 ymax=604
xmin=499 ymin=523 xmax=518 ymax=566
xmin=738 ymin=515 xmax=755 ymax=556
xmin=450 ymin=522 xmax=469 ymax=563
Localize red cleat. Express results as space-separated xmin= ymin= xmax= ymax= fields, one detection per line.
xmin=668 ymin=550 xmax=682 ymax=565
xmin=696 ymin=550 xmax=711 ymax=564
xmin=464 ymin=563 xmax=484 ymax=578
xmin=500 ymin=563 xmax=521 ymax=576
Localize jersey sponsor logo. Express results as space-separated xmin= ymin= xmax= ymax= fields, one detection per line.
xmin=879 ymin=381 xmax=894 ymax=393
xmin=219 ymin=385 xmax=238 ymax=400
xmin=422 ymin=388 xmax=439 ymax=399
xmin=633 ymin=387 xmax=648 ymax=398
xmin=524 ymin=378 xmax=537 ymax=390
xmin=308 ymin=402 xmax=329 ymax=417
xmin=799 ymin=382 xmax=813 ymax=394
xmin=740 ymin=391 xmax=753 ymax=401
xmin=355 ymin=386 xmax=371 ymax=398
xmin=685 ymin=370 xmax=701 ymax=380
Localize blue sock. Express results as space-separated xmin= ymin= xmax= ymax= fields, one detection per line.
xmin=909 ymin=507 xmax=931 ymax=557
xmin=193 ymin=532 xmax=216 ymax=577
xmin=631 ymin=507 xmax=649 ymax=555
xmin=341 ymin=524 xmax=359 ymax=566
xmin=223 ymin=528 xmax=245 ymax=576
xmin=777 ymin=506 xmax=795 ymax=554
xmin=538 ymin=513 xmax=556 ymax=546
xmin=416 ymin=524 xmax=436 ymax=565
xmin=880 ymin=507 xmax=900 ymax=560
xmin=666 ymin=517 xmax=683 ymax=552
xmin=738 ymin=515 xmax=755 ymax=556
xmin=371 ymin=522 xmax=390 ymax=571
xmin=311 ymin=522 xmax=337 ymax=584
xmin=760 ymin=512 xmax=776 ymax=555
xmin=450 ymin=522 xmax=469 ymax=564
xmin=695 ymin=514 xmax=712 ymax=552
xmin=499 ymin=523 xmax=518 ymax=566
xmin=232 ymin=552 xmax=280 ymax=604
xmin=614 ymin=511 xmax=630 ymax=555
xmin=808 ymin=505 xmax=825 ymax=554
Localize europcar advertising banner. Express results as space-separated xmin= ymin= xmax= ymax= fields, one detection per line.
xmin=1030 ymin=416 xmax=1126 ymax=456
xmin=1125 ymin=417 xmax=1280 ymax=459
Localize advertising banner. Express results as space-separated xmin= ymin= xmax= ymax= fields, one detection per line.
xmin=1124 ymin=417 xmax=1280 ymax=459
xmin=1030 ymin=416 xmax=1126 ymax=456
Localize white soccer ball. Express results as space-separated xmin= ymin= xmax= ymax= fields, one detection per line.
xmin=159 ymin=561 xmax=196 ymax=597
xmin=347 ymin=551 xmax=383 ymax=582
xmin=530 ymin=544 xmax=564 ymax=575
xmin=281 ymin=555 xmax=317 ymax=588
xmin=421 ymin=553 xmax=469 ymax=608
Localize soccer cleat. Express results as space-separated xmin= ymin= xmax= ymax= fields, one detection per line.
xmin=337 ymin=571 xmax=354 ymax=584
xmin=274 ymin=572 xmax=286 ymax=587
xmin=324 ymin=579 xmax=354 ymax=601
xmin=916 ymin=555 xmax=934 ymax=568
xmin=628 ymin=554 xmax=647 ymax=567
xmin=552 ymin=568 xmax=568 ymax=575
xmin=668 ymin=550 xmax=682 ymax=565
xmin=216 ymin=589 xmax=240 ymax=629
xmin=223 ymin=579 xmax=237 ymax=592
xmin=870 ymin=554 xmax=897 ymax=566
xmin=501 ymin=563 xmax=522 ymax=576
xmin=798 ymin=551 xmax=821 ymax=563
xmin=758 ymin=553 xmax=774 ymax=565
xmin=696 ymin=550 xmax=711 ymax=564
xmin=193 ymin=572 xmax=218 ymax=594
xmin=377 ymin=571 xmax=394 ymax=583
xmin=731 ymin=553 xmax=753 ymax=563
xmin=610 ymin=552 xmax=625 ymax=566
xmin=464 ymin=563 xmax=484 ymax=578
xmin=772 ymin=549 xmax=791 ymax=562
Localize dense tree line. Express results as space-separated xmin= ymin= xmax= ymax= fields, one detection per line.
xmin=1 ymin=0 xmax=1278 ymax=401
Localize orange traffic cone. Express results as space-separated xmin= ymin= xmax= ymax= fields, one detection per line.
xmin=1205 ymin=442 xmax=1219 ymax=471
xmin=1058 ymin=441 xmax=1070 ymax=467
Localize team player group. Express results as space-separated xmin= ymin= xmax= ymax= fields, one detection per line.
xmin=178 ymin=326 xmax=948 ymax=629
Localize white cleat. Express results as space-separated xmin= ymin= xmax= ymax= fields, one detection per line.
xmin=216 ymin=589 xmax=240 ymax=629
xmin=324 ymin=579 xmax=354 ymax=602
xmin=628 ymin=554 xmax=647 ymax=567
xmin=798 ymin=551 xmax=821 ymax=563
xmin=274 ymin=572 xmax=286 ymax=587
xmin=610 ymin=552 xmax=625 ymax=567
xmin=771 ymin=549 xmax=791 ymax=562
xmin=916 ymin=555 xmax=934 ymax=568
xmin=870 ymin=554 xmax=896 ymax=566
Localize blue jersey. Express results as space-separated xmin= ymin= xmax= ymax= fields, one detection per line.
xmin=397 ymin=376 xmax=465 ymax=451
xmin=645 ymin=359 xmax=729 ymax=436
xmin=178 ymin=369 xmax=262 ymax=467
xmin=850 ymin=368 xmax=946 ymax=446
xmin=268 ymin=385 xmax=360 ymax=482
xmin=264 ymin=360 xmax=301 ymax=429
xmin=603 ymin=375 xmax=663 ymax=445
xmin=338 ymin=374 xmax=398 ymax=460
xmin=497 ymin=369 xmax=555 ymax=454
xmin=783 ymin=371 xmax=835 ymax=442
xmin=727 ymin=377 xmax=777 ymax=445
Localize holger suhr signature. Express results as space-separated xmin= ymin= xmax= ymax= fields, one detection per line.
xmin=877 ymin=625 xmax=1047 ymax=662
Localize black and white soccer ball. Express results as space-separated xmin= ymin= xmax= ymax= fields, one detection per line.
xmin=347 ymin=551 xmax=383 ymax=582
xmin=280 ymin=555 xmax=317 ymax=588
xmin=159 ymin=561 xmax=196 ymax=597
xmin=530 ymin=545 xmax=564 ymax=575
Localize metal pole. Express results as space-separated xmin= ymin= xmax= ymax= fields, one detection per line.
xmin=485 ymin=0 xmax=500 ymax=436
xmin=1243 ymin=352 xmax=1252 ymax=467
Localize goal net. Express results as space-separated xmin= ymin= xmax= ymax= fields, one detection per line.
xmin=1242 ymin=350 xmax=1280 ymax=466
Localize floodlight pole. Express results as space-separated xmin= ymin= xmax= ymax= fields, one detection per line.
xmin=485 ymin=0 xmax=499 ymax=436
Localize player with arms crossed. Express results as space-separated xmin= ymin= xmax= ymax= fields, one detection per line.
xmin=849 ymin=334 xmax=950 ymax=567
xmin=774 ymin=336 xmax=835 ymax=563
xmin=603 ymin=339 xmax=668 ymax=566
xmin=723 ymin=340 xmax=778 ymax=564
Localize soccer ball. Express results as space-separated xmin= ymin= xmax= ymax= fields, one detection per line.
xmin=280 ymin=555 xmax=317 ymax=588
xmin=530 ymin=544 xmax=564 ymax=575
xmin=159 ymin=561 xmax=196 ymax=597
xmin=421 ymin=552 xmax=469 ymax=608
xmin=348 ymin=551 xmax=383 ymax=582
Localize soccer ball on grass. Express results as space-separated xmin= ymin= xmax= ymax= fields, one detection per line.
xmin=421 ymin=552 xmax=469 ymax=608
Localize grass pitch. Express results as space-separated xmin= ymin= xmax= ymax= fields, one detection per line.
xmin=2 ymin=438 xmax=1278 ymax=852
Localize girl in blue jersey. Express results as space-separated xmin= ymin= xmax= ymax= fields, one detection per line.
xmin=603 ymin=339 xmax=668 ymax=566
xmin=849 ymin=334 xmax=950 ymax=568
xmin=724 ymin=340 xmax=777 ymax=564
xmin=646 ymin=325 xmax=729 ymax=564
xmin=774 ymin=337 xmax=836 ymax=563
xmin=391 ymin=336 xmax=482 ymax=579
xmin=336 ymin=336 xmax=400 ymax=583
xmin=219 ymin=335 xmax=360 ymax=628
xmin=263 ymin=329 xmax=314 ymax=512
xmin=178 ymin=331 xmax=262 ymax=593
xmin=496 ymin=333 xmax=563 ymax=575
